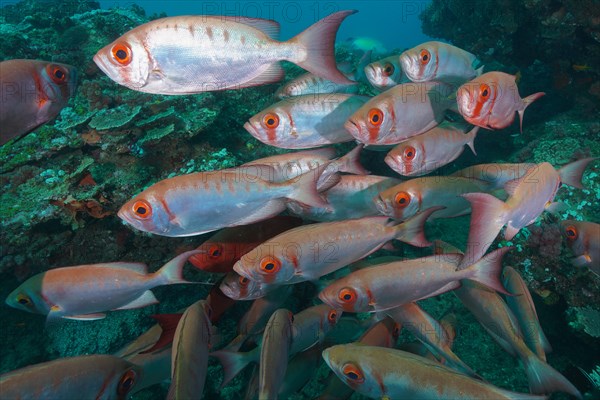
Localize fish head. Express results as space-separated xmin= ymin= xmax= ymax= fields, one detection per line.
xmin=36 ymin=62 xmax=77 ymax=118
xmin=344 ymin=96 xmax=394 ymax=145
xmin=5 ymin=274 xmax=48 ymax=315
xmin=243 ymin=106 xmax=292 ymax=147
xmin=189 ymin=241 xmax=235 ymax=273
xmin=365 ymin=57 xmax=400 ymax=89
xmin=233 ymin=246 xmax=295 ymax=285
xmin=457 ymin=74 xmax=502 ymax=129
xmin=118 ymin=193 xmax=173 ymax=236
xmin=94 ymin=34 xmax=150 ymax=91
xmin=318 ymin=282 xmax=370 ymax=313
xmin=322 ymin=345 xmax=381 ymax=396
xmin=400 ymin=42 xmax=439 ymax=82
xmin=104 ymin=358 xmax=142 ymax=400
xmin=220 ymin=271 xmax=268 ymax=300
xmin=384 ymin=140 xmax=425 ymax=176
xmin=374 ymin=185 xmax=419 ymax=221
xmin=560 ymin=220 xmax=586 ymax=256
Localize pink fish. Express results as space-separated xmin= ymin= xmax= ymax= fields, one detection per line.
xmin=451 ymin=162 xmax=536 ymax=190
xmin=1 ymin=59 xmax=76 ymax=145
xmin=457 ymin=71 xmax=545 ymax=131
xmin=560 ymin=220 xmax=600 ymax=276
xmin=244 ymin=94 xmax=368 ymax=149
xmin=385 ymin=124 xmax=479 ymax=176
xmin=94 ymin=11 xmax=356 ymax=94
xmin=5 ymin=250 xmax=202 ymax=321
xmin=259 ymin=309 xmax=294 ymax=400
xmin=344 ymin=82 xmax=456 ymax=145
xmin=364 ymin=55 xmax=407 ymax=90
xmin=399 ymin=41 xmax=483 ymax=84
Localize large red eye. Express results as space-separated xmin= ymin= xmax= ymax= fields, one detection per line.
xmin=394 ymin=192 xmax=411 ymax=208
xmin=260 ymin=256 xmax=281 ymax=274
xmin=479 ymin=84 xmax=491 ymax=100
xmin=383 ymin=62 xmax=395 ymax=76
xmin=419 ymin=49 xmax=431 ymax=65
xmin=403 ymin=146 xmax=416 ymax=161
xmin=208 ymin=244 xmax=222 ymax=259
xmin=46 ymin=65 xmax=67 ymax=84
xmin=117 ymin=369 xmax=137 ymax=396
xmin=132 ymin=200 xmax=152 ymax=219
xmin=565 ymin=225 xmax=578 ymax=240
xmin=338 ymin=287 xmax=357 ymax=304
xmin=262 ymin=113 xmax=279 ymax=129
xmin=342 ymin=364 xmax=364 ymax=383
xmin=238 ymin=275 xmax=250 ymax=286
xmin=111 ymin=42 xmax=132 ymax=65
xmin=368 ymin=108 xmax=384 ymax=126
xmin=327 ymin=309 xmax=338 ymax=324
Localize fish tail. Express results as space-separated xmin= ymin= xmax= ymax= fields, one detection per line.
xmin=157 ymin=250 xmax=204 ymax=285
xmin=557 ymin=157 xmax=597 ymax=189
xmin=466 ymin=126 xmax=479 ymax=156
xmin=393 ymin=206 xmax=444 ymax=247
xmin=466 ymin=247 xmax=512 ymax=295
xmin=138 ymin=313 xmax=183 ymax=354
xmin=458 ymin=193 xmax=509 ymax=270
xmin=288 ymin=10 xmax=357 ymax=84
xmin=337 ymin=144 xmax=369 ymax=175
xmin=286 ymin=162 xmax=331 ymax=208
xmin=523 ymin=353 xmax=582 ymax=398
xmin=211 ymin=348 xmax=259 ymax=388
xmin=518 ymin=92 xmax=545 ymax=133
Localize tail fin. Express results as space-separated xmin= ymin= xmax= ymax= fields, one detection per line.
xmin=518 ymin=92 xmax=545 ymax=133
xmin=211 ymin=347 xmax=260 ymax=388
xmin=139 ymin=314 xmax=183 ymax=354
xmin=289 ymin=10 xmax=357 ymax=84
xmin=557 ymin=157 xmax=597 ymax=189
xmin=286 ymin=162 xmax=332 ymax=208
xmin=335 ymin=144 xmax=369 ymax=175
xmin=465 ymin=247 xmax=512 ymax=295
xmin=392 ymin=206 xmax=444 ymax=247
xmin=523 ymin=353 xmax=582 ymax=398
xmin=465 ymin=126 xmax=479 ymax=156
xmin=458 ymin=193 xmax=509 ymax=270
xmin=156 ymin=250 xmax=204 ymax=285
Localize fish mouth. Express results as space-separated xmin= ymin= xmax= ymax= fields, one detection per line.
xmin=374 ymin=196 xmax=390 ymax=216
xmin=456 ymin=87 xmax=474 ymax=117
xmin=93 ymin=53 xmax=112 ymax=78
xmin=365 ymin=65 xmax=377 ymax=83
xmin=344 ymin=118 xmax=363 ymax=141
xmin=384 ymin=154 xmax=404 ymax=175
xmin=232 ymin=261 xmax=254 ymax=281
xmin=243 ymin=121 xmax=262 ymax=140
xmin=399 ymin=54 xmax=418 ymax=81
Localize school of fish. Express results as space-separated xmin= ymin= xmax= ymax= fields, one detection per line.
xmin=1 ymin=7 xmax=598 ymax=400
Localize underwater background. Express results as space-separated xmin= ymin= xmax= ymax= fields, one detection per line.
xmin=0 ymin=0 xmax=599 ymax=399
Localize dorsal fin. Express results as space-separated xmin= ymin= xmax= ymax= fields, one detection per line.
xmin=218 ymin=16 xmax=280 ymax=40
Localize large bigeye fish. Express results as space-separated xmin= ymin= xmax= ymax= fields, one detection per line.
xmin=0 ymin=355 xmax=140 ymax=400
xmin=322 ymin=344 xmax=547 ymax=400
xmin=399 ymin=41 xmax=483 ymax=84
xmin=244 ymin=93 xmax=369 ymax=149
xmin=560 ymin=220 xmax=599 ymax=277
xmin=5 ymin=250 xmax=202 ymax=321
xmin=344 ymin=82 xmax=456 ymax=145
xmin=93 ymin=11 xmax=356 ymax=94
xmin=0 ymin=59 xmax=77 ymax=145
xmin=457 ymin=71 xmax=545 ymax=132
xmin=118 ymin=163 xmax=329 ymax=237
xmin=364 ymin=55 xmax=407 ymax=90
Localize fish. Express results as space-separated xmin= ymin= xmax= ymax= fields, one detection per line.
xmin=219 ymin=271 xmax=278 ymax=301
xmin=118 ymin=163 xmax=329 ymax=237
xmin=459 ymin=158 xmax=596 ymax=269
xmin=0 ymin=355 xmax=140 ymax=400
xmin=0 ymin=59 xmax=76 ymax=145
xmin=364 ymin=55 xmax=407 ymax=90
xmin=385 ymin=124 xmax=480 ymax=177
xmin=399 ymin=41 xmax=483 ymax=84
xmin=287 ymin=175 xmax=401 ymax=222
xmin=451 ymin=162 xmax=536 ymax=190
xmin=318 ymin=247 xmax=510 ymax=313
xmin=244 ymin=93 xmax=369 ymax=149
xmin=399 ymin=313 xmax=458 ymax=363
xmin=277 ymin=345 xmax=323 ymax=399
xmin=560 ymin=220 xmax=600 ymax=276
xmin=167 ymin=300 xmax=212 ymax=400
xmin=259 ymin=309 xmax=294 ymax=400
xmin=322 ymin=344 xmax=548 ymax=400
xmin=5 ymin=250 xmax=202 ymax=321
xmin=502 ymin=266 xmax=552 ymax=360
xmin=189 ymin=216 xmax=303 ymax=273
xmin=233 ymin=208 xmax=438 ymax=285
xmin=375 ymin=176 xmax=493 ymax=221
xmin=456 ymin=71 xmax=545 ymax=132
xmin=94 ymin=11 xmax=356 ymax=94
xmin=344 ymin=82 xmax=456 ymax=145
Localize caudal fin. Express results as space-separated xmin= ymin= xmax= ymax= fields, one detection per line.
xmin=557 ymin=157 xmax=597 ymax=189
xmin=336 ymin=144 xmax=369 ymax=175
xmin=393 ymin=206 xmax=444 ymax=247
xmin=157 ymin=250 xmax=204 ymax=285
xmin=289 ymin=10 xmax=357 ymax=84
xmin=211 ymin=347 xmax=260 ymax=388
xmin=518 ymin=92 xmax=545 ymax=133
xmin=465 ymin=247 xmax=512 ymax=295
xmin=286 ymin=162 xmax=333 ymax=208
xmin=459 ymin=193 xmax=509 ymax=270
xmin=523 ymin=353 xmax=582 ymax=398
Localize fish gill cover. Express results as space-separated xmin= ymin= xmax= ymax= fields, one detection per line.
xmin=0 ymin=0 xmax=598 ymax=399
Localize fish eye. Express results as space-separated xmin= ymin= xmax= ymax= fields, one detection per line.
xmin=565 ymin=225 xmax=578 ymax=240
xmin=342 ymin=364 xmax=364 ymax=383
xmin=16 ymin=294 xmax=31 ymax=306
xmin=111 ymin=42 xmax=132 ymax=65
xmin=132 ymin=200 xmax=152 ymax=219
xmin=46 ymin=65 xmax=67 ymax=84
xmin=238 ymin=275 xmax=250 ymax=286
xmin=419 ymin=49 xmax=431 ymax=65
xmin=208 ymin=244 xmax=222 ymax=258
xmin=338 ymin=287 xmax=357 ymax=304
xmin=117 ymin=369 xmax=137 ymax=396
xmin=367 ymin=108 xmax=384 ymax=126
xmin=394 ymin=191 xmax=411 ymax=208
xmin=327 ymin=309 xmax=338 ymax=323
xmin=259 ymin=256 xmax=281 ymax=274
xmin=403 ymin=146 xmax=416 ymax=161
xmin=383 ymin=62 xmax=395 ymax=76
xmin=479 ymin=84 xmax=491 ymax=100
xmin=262 ymin=113 xmax=280 ymax=129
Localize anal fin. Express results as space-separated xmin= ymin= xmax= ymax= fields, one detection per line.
xmin=115 ymin=290 xmax=159 ymax=310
